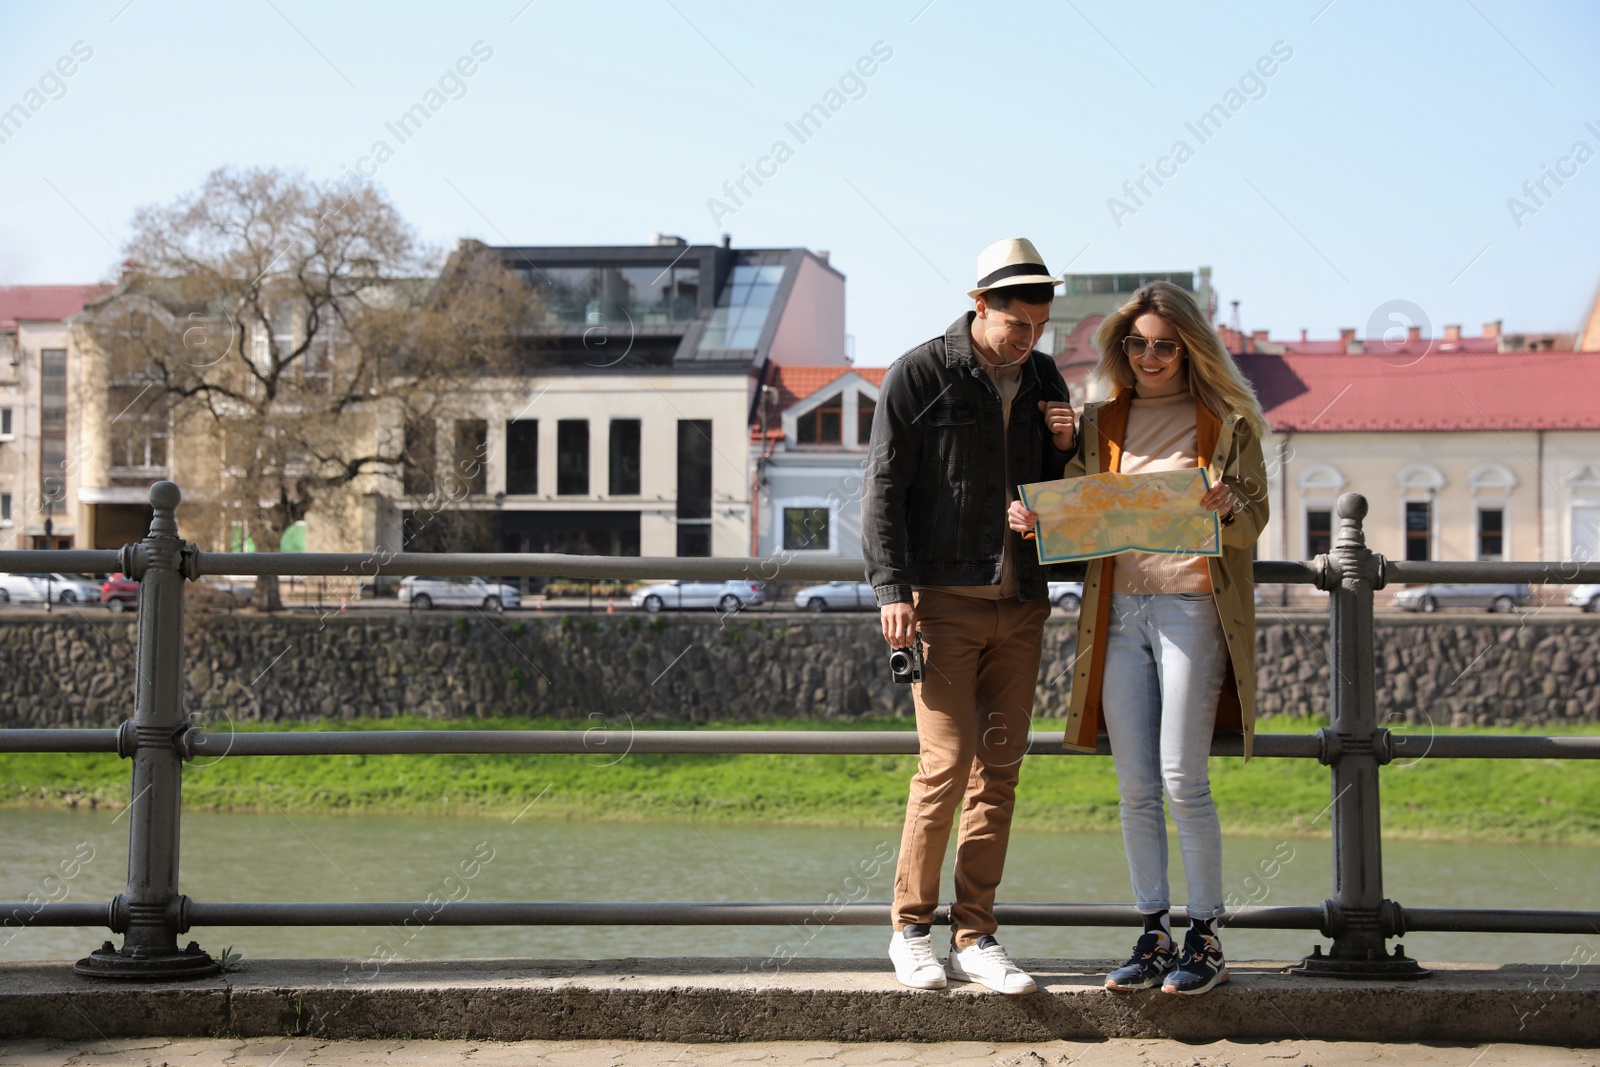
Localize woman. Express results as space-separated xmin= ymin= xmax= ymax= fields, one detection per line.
xmin=1009 ymin=281 xmax=1269 ymax=995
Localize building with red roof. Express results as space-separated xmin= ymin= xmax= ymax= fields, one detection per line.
xmin=1220 ymin=322 xmax=1600 ymax=576
xmin=0 ymin=285 xmax=114 ymax=551
xmin=748 ymin=362 xmax=885 ymax=559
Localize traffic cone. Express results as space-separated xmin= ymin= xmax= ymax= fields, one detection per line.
xmin=339 ymin=596 xmax=348 ymax=613
xmin=607 ymin=598 xmax=615 ymax=615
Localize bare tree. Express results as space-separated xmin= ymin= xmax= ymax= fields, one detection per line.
xmin=79 ymin=167 xmax=536 ymax=609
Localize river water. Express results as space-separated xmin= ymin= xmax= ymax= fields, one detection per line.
xmin=2 ymin=810 xmax=1594 ymax=967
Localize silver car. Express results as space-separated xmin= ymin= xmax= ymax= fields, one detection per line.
xmin=398 ymin=576 xmax=519 ymax=612
xmin=792 ymin=581 xmax=876 ymax=613
xmin=1567 ymin=585 xmax=1600 ymax=613
xmin=47 ymin=573 xmax=102 ymax=604
xmin=1048 ymin=581 xmax=1084 ymax=611
xmin=1392 ymin=583 xmax=1533 ymax=614
xmin=631 ymin=580 xmax=765 ymax=614
xmin=0 ymin=573 xmax=55 ymax=605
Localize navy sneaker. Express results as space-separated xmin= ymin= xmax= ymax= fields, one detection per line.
xmin=1105 ymin=930 xmax=1175 ymax=991
xmin=1162 ymin=927 xmax=1229 ymax=995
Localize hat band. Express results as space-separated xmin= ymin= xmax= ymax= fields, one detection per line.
xmin=976 ymin=262 xmax=1052 ymax=288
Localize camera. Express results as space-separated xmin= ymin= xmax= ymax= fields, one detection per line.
xmin=888 ymin=633 xmax=923 ymax=685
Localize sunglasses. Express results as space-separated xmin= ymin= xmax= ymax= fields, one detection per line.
xmin=1121 ymin=335 xmax=1183 ymax=363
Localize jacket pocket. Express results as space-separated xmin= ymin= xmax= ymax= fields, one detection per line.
xmin=929 ymin=399 xmax=977 ymax=427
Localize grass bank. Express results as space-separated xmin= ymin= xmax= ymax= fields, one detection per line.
xmin=2 ymin=716 xmax=1597 ymax=845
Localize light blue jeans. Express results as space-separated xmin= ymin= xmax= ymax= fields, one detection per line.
xmin=1101 ymin=593 xmax=1229 ymax=921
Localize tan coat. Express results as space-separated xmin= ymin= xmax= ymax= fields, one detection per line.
xmin=1061 ymin=389 xmax=1270 ymax=760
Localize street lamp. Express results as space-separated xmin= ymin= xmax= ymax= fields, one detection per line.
xmin=41 ymin=473 xmax=62 ymax=613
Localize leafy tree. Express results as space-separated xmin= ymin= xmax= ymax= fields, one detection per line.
xmin=79 ymin=167 xmax=536 ymax=609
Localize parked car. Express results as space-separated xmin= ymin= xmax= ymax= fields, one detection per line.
xmin=0 ymin=573 xmax=55 ymax=605
xmin=191 ymin=574 xmax=256 ymax=609
xmin=792 ymin=581 xmax=876 ymax=613
xmin=1567 ymin=585 xmax=1600 ymax=613
xmin=101 ymin=573 xmax=139 ymax=612
xmin=397 ymin=576 xmax=519 ymax=612
xmin=1392 ymin=583 xmax=1534 ymax=614
xmin=1048 ymin=581 xmax=1084 ymax=611
xmin=47 ymin=573 xmax=103 ymax=604
xmin=631 ymin=579 xmax=765 ymax=613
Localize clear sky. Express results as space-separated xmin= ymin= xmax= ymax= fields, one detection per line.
xmin=1 ymin=0 xmax=1597 ymax=365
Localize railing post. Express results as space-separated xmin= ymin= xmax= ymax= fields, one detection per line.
xmin=75 ymin=481 xmax=218 ymax=980
xmin=1292 ymin=492 xmax=1428 ymax=979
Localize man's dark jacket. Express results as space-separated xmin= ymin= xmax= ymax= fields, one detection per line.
xmin=863 ymin=313 xmax=1074 ymax=606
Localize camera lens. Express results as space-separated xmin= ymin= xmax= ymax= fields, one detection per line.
xmin=889 ymin=649 xmax=910 ymax=674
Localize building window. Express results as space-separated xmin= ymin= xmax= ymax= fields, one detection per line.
xmin=609 ymin=419 xmax=641 ymax=496
xmin=505 ymin=419 xmax=537 ymax=495
xmin=0 ymin=493 xmax=10 ymax=521
xmin=783 ymin=507 xmax=830 ymax=550
xmin=1478 ymin=508 xmax=1505 ymax=561
xmin=1405 ymin=501 xmax=1431 ymax=562
xmin=403 ymin=418 xmax=436 ymax=496
xmin=676 ymin=419 xmax=712 ymax=556
xmin=0 ymin=407 xmax=11 ymax=437
xmin=557 ymin=420 xmax=589 ymax=495
xmin=698 ymin=262 xmax=785 ymax=351
xmin=40 ymin=349 xmax=66 ymax=489
xmin=857 ymin=396 xmax=875 ymax=445
xmin=453 ymin=420 xmax=487 ymax=496
xmin=1306 ymin=509 xmax=1332 ymax=558
xmin=796 ymin=394 xmax=843 ymax=445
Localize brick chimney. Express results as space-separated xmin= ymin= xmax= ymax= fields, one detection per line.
xmin=1444 ymin=324 xmax=1462 ymax=340
xmin=1407 ymin=325 xmax=1422 ymax=343
xmin=1483 ymin=320 xmax=1502 ymax=339
xmin=1299 ymin=329 xmax=1308 ymax=343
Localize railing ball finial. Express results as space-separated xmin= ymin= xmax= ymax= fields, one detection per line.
xmin=1336 ymin=491 xmax=1367 ymax=524
xmin=147 ymin=481 xmax=181 ymax=540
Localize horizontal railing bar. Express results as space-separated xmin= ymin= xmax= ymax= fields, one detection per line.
xmin=9 ymin=899 xmax=1594 ymax=936
xmin=1385 ymin=560 xmax=1600 ymax=584
xmin=184 ymin=730 xmax=1323 ymax=758
xmin=1390 ymin=735 xmax=1600 ymax=759
xmin=188 ymin=552 xmax=1328 ymax=585
xmin=0 ymin=550 xmax=125 ymax=573
xmin=4 ymin=729 xmax=1590 ymax=761
xmin=0 ymin=729 xmax=120 ymax=753
xmin=1402 ymin=908 xmax=1600 ymax=935
xmin=0 ymin=902 xmax=111 ymax=927
xmin=174 ymin=902 xmax=1328 ymax=929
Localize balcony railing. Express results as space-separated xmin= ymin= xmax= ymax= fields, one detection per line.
xmin=2 ymin=482 xmax=1598 ymax=980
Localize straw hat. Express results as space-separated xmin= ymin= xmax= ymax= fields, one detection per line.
xmin=967 ymin=237 xmax=1059 ymax=299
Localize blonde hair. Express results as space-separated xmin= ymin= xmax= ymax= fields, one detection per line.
xmin=1091 ymin=281 xmax=1269 ymax=437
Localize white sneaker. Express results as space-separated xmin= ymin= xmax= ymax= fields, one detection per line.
xmin=889 ymin=927 xmax=947 ymax=989
xmin=947 ymin=935 xmax=1037 ymax=995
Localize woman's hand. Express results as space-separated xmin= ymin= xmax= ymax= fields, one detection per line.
xmin=1201 ymin=480 xmax=1237 ymax=520
xmin=1008 ymin=499 xmax=1038 ymax=535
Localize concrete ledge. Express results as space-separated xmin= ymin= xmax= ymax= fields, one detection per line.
xmin=2 ymin=957 xmax=1595 ymax=1045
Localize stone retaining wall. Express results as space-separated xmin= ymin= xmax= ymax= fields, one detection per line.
xmin=2 ymin=609 xmax=1596 ymax=729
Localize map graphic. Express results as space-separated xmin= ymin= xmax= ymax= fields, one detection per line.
xmin=1018 ymin=469 xmax=1221 ymax=564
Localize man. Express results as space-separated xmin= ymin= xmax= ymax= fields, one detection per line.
xmin=863 ymin=237 xmax=1077 ymax=994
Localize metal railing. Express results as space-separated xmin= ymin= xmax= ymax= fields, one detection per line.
xmin=2 ymin=482 xmax=1599 ymax=980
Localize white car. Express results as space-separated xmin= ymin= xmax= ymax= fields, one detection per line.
xmin=1047 ymin=581 xmax=1084 ymax=611
xmin=0 ymin=573 xmax=57 ymax=605
xmin=631 ymin=579 xmax=765 ymax=613
xmin=397 ymin=576 xmax=520 ymax=612
xmin=47 ymin=573 xmax=102 ymax=604
xmin=792 ymin=581 xmax=876 ymax=613
xmin=1568 ymin=585 xmax=1600 ymax=613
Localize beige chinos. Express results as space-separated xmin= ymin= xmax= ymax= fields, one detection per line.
xmin=892 ymin=588 xmax=1050 ymax=948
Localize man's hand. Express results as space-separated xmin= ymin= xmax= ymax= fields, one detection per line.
xmin=1039 ymin=400 xmax=1075 ymax=451
xmin=881 ymin=602 xmax=916 ymax=647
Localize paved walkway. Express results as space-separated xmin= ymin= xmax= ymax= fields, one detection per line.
xmin=0 ymin=1037 xmax=1595 ymax=1067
